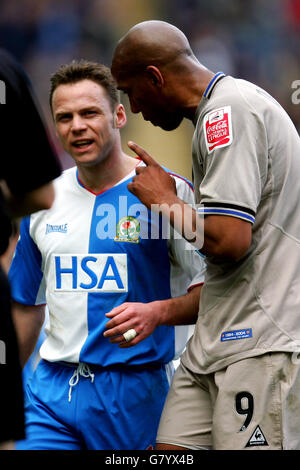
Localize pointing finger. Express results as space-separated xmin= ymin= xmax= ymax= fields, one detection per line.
xmin=134 ymin=166 xmax=146 ymax=176
xmin=128 ymin=141 xmax=160 ymax=167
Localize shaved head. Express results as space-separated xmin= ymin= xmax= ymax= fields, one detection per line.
xmin=111 ymin=20 xmax=212 ymax=129
xmin=111 ymin=20 xmax=194 ymax=78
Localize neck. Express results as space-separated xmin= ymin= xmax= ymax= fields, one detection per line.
xmin=179 ymin=62 xmax=215 ymax=121
xmin=77 ymin=150 xmax=138 ymax=194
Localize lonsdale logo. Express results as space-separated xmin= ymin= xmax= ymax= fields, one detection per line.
xmin=114 ymin=216 xmax=141 ymax=243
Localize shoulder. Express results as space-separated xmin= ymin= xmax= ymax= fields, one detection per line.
xmin=201 ymin=77 xmax=264 ymax=121
xmin=53 ymin=166 xmax=76 ymax=189
xmin=28 ymin=167 xmax=76 ymax=225
xmin=195 ymin=78 xmax=266 ymax=154
xmin=165 ymin=169 xmax=193 ymax=190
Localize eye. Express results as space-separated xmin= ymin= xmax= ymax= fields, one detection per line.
xmin=83 ymin=110 xmax=97 ymax=117
xmin=57 ymin=114 xmax=72 ymax=123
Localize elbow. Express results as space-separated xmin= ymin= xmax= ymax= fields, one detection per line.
xmin=202 ymin=237 xmax=252 ymax=263
xmin=202 ymin=216 xmax=253 ymax=263
xmin=220 ymin=245 xmax=250 ymax=263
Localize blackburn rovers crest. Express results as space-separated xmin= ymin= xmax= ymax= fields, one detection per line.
xmin=114 ymin=216 xmax=140 ymax=243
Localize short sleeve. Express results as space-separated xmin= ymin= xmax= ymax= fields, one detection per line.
xmin=195 ymin=97 xmax=268 ymax=224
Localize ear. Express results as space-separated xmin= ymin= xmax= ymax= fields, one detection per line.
xmin=145 ymin=65 xmax=164 ymax=88
xmin=114 ymin=103 xmax=127 ymax=129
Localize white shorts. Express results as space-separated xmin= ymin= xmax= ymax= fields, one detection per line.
xmin=156 ymin=352 xmax=300 ymax=450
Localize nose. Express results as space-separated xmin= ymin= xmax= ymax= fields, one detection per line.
xmin=71 ymin=115 xmax=87 ymax=132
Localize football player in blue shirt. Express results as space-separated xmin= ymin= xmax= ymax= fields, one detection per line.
xmin=9 ymin=60 xmax=205 ymax=450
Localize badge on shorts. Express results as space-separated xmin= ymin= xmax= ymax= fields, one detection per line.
xmin=245 ymin=425 xmax=268 ymax=447
xmin=203 ymin=106 xmax=233 ymax=153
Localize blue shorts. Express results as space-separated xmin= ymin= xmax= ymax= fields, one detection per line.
xmin=17 ymin=359 xmax=171 ymax=450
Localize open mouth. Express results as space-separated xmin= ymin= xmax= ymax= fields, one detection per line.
xmin=72 ymin=139 xmax=94 ymax=150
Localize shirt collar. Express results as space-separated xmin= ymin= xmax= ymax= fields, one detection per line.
xmin=203 ymin=71 xmax=226 ymax=99
xmin=193 ymin=72 xmax=226 ymax=125
xmin=203 ymin=72 xmax=225 ymax=99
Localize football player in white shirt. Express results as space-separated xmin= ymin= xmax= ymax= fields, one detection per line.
xmin=112 ymin=20 xmax=300 ymax=450
xmin=9 ymin=60 xmax=205 ymax=450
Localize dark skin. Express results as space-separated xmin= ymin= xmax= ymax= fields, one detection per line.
xmin=112 ymin=22 xmax=211 ymax=127
xmin=127 ymin=141 xmax=252 ymax=262
xmin=112 ymin=21 xmax=252 ymax=264
xmin=112 ymin=21 xmax=252 ymax=450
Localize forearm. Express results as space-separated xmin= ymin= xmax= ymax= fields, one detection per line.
xmin=12 ymin=301 xmax=45 ymax=368
xmin=126 ymin=141 xmax=251 ymax=260
xmin=104 ymin=285 xmax=202 ymax=347
xmin=160 ymin=195 xmax=252 ymax=261
xmin=156 ymin=284 xmax=202 ymax=327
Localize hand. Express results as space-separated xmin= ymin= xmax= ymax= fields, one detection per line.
xmin=103 ymin=301 xmax=161 ymax=348
xmin=127 ymin=141 xmax=177 ymax=209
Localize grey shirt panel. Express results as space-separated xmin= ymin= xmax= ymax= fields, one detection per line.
xmin=182 ymin=76 xmax=300 ymax=374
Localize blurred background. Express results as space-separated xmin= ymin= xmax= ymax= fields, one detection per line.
xmin=1 ymin=0 xmax=299 ymax=179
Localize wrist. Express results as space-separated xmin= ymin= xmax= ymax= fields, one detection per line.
xmin=152 ymin=299 xmax=173 ymax=327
